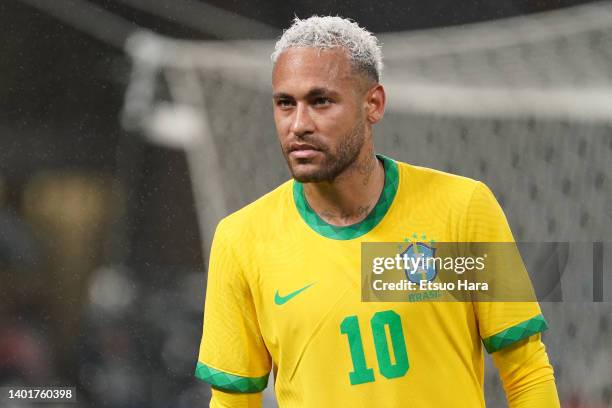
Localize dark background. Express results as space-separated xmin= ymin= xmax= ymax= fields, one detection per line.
xmin=0 ymin=1 xmax=604 ymax=407
xmin=0 ymin=0 xmax=598 ymax=273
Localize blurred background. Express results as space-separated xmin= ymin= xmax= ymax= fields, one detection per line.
xmin=1 ymin=0 xmax=611 ymax=407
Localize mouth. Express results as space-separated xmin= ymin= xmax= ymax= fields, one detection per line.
xmin=288 ymin=143 xmax=322 ymax=160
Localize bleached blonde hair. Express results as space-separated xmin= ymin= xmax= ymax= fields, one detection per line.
xmin=271 ymin=15 xmax=383 ymax=82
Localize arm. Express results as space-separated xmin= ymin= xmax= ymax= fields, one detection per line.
xmin=492 ymin=333 xmax=560 ymax=408
xmin=462 ymin=182 xmax=560 ymax=406
xmin=195 ymin=220 xmax=271 ymax=406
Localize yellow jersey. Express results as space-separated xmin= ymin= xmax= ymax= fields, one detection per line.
xmin=196 ymin=155 xmax=550 ymax=407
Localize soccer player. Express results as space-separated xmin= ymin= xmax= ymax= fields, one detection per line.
xmin=196 ymin=16 xmax=560 ymax=407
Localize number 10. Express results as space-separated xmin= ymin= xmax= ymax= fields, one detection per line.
xmin=340 ymin=310 xmax=409 ymax=385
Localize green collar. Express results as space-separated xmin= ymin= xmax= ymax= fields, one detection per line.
xmin=292 ymin=154 xmax=399 ymax=240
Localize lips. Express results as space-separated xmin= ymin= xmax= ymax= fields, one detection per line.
xmin=288 ymin=143 xmax=321 ymax=159
xmin=289 ymin=142 xmax=319 ymax=152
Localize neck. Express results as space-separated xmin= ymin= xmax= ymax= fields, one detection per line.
xmin=302 ymin=147 xmax=385 ymax=227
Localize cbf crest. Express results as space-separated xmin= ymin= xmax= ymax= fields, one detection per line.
xmin=402 ymin=242 xmax=437 ymax=283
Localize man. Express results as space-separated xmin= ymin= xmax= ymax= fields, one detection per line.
xmin=195 ymin=16 xmax=560 ymax=407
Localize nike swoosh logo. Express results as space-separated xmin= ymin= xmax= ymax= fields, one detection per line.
xmin=274 ymin=283 xmax=315 ymax=305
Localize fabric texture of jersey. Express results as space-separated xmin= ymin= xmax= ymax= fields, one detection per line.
xmin=196 ymin=155 xmax=552 ymax=407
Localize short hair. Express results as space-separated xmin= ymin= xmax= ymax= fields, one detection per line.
xmin=271 ymin=16 xmax=383 ymax=82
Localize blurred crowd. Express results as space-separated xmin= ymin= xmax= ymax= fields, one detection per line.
xmin=0 ymin=169 xmax=210 ymax=407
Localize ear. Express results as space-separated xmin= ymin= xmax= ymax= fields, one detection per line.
xmin=364 ymin=83 xmax=386 ymax=124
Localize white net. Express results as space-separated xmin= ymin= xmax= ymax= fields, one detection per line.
xmin=122 ymin=2 xmax=612 ymax=406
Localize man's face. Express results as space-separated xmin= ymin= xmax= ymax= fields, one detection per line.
xmin=272 ymin=47 xmax=369 ymax=183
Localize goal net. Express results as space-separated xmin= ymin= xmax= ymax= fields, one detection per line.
xmin=122 ymin=2 xmax=612 ymax=406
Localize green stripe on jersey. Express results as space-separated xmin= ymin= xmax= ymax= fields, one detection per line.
xmin=195 ymin=362 xmax=269 ymax=393
xmin=482 ymin=314 xmax=549 ymax=353
xmin=293 ymin=154 xmax=399 ymax=240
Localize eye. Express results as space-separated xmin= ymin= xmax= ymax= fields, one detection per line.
xmin=276 ymin=99 xmax=294 ymax=109
xmin=313 ymin=97 xmax=332 ymax=106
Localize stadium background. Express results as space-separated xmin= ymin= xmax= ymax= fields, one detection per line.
xmin=1 ymin=0 xmax=611 ymax=406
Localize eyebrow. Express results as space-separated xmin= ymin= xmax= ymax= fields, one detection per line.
xmin=273 ymin=87 xmax=339 ymax=100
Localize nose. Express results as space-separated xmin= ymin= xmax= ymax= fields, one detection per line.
xmin=291 ymin=103 xmax=315 ymax=138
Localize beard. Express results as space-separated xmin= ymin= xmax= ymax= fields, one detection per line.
xmin=282 ymin=116 xmax=366 ymax=183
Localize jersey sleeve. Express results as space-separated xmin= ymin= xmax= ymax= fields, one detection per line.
xmin=464 ymin=182 xmax=549 ymax=353
xmin=195 ymin=219 xmax=272 ymax=393
xmin=209 ymin=388 xmax=263 ymax=408
xmin=492 ymin=333 xmax=560 ymax=407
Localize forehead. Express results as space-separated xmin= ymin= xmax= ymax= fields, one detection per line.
xmin=272 ymin=47 xmax=357 ymax=94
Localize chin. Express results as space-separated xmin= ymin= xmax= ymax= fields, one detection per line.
xmin=289 ymin=163 xmax=328 ymax=183
xmin=291 ymin=167 xmax=338 ymax=183
xmin=291 ymin=170 xmax=321 ymax=183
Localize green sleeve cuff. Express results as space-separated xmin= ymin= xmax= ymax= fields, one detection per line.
xmin=195 ymin=362 xmax=269 ymax=393
xmin=482 ymin=314 xmax=549 ymax=353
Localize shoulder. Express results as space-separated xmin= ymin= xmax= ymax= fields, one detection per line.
xmin=394 ymin=159 xmax=484 ymax=204
xmin=215 ymin=179 xmax=294 ymax=241
xmin=392 ymin=158 xmax=508 ymax=240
